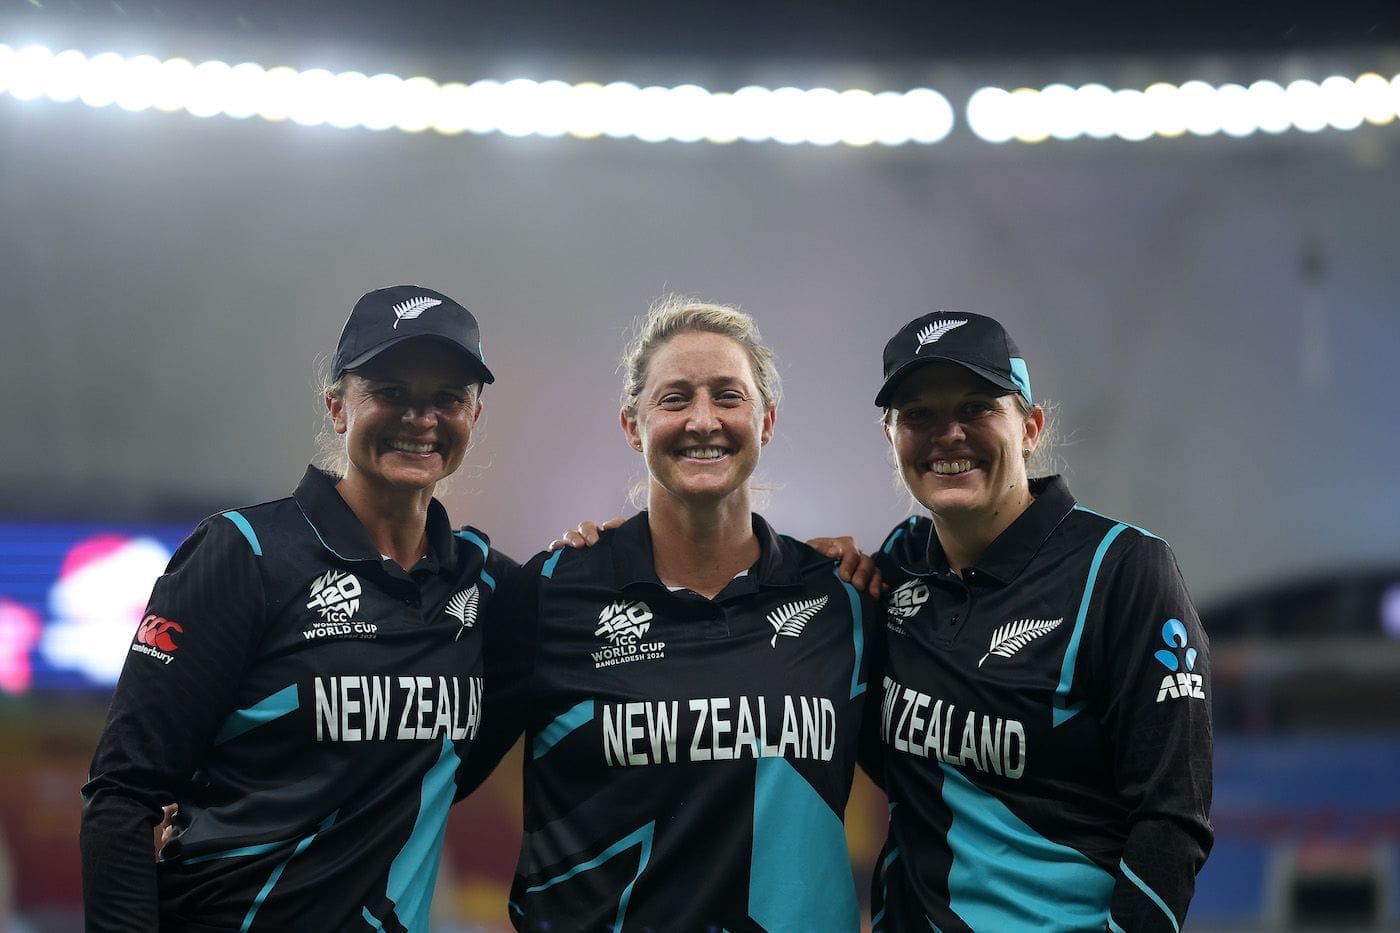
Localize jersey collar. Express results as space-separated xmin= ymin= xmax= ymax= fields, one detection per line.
xmin=924 ymin=474 xmax=1076 ymax=584
xmin=292 ymin=465 xmax=456 ymax=570
xmin=609 ymin=511 xmax=815 ymax=592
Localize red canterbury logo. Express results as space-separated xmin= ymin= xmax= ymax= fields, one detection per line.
xmin=137 ymin=614 xmax=183 ymax=653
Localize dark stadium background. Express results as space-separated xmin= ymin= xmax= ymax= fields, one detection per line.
xmin=2 ymin=1 xmax=1398 ymax=929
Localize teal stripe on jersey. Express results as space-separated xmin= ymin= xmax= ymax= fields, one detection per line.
xmin=541 ymin=549 xmax=564 ymax=578
xmin=361 ymin=906 xmax=386 ymax=931
xmin=223 ymin=510 xmax=263 ymax=556
xmin=385 ymin=735 xmax=460 ymax=932
xmin=181 ymin=837 xmax=292 ymax=865
xmin=870 ymin=846 xmax=900 ymax=930
xmin=835 ymin=570 xmax=867 ymax=699
xmin=1108 ymin=919 xmax=1127 ymax=933
xmin=215 ymin=684 xmax=300 ymax=745
xmin=1071 ymin=505 xmax=1160 ymax=540
xmin=1052 ymin=523 xmax=1128 ymax=727
xmin=749 ymin=757 xmax=859 ymax=933
xmin=525 ymin=821 xmax=656 ymax=933
xmin=881 ymin=528 xmax=906 ymax=555
xmin=453 ymin=530 xmax=496 ymax=589
xmin=1120 ymin=858 xmax=1180 ymax=932
xmin=533 ymin=699 xmax=594 ymax=759
xmin=240 ymin=810 xmax=337 ymax=932
xmin=941 ymin=763 xmax=1112 ymax=928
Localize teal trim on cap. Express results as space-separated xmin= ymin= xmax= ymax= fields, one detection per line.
xmin=1008 ymin=357 xmax=1033 ymax=404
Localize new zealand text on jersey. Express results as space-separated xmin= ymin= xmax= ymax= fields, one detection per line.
xmin=602 ymin=695 xmax=838 ymax=766
xmin=313 ymin=675 xmax=483 ymax=742
xmin=880 ymin=675 xmax=1026 ymax=779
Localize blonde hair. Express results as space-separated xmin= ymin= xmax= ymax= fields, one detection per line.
xmin=620 ymin=295 xmax=782 ymax=418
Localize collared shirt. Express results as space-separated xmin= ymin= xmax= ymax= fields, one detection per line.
xmin=470 ymin=511 xmax=879 ymax=932
xmin=870 ymin=476 xmax=1213 ymax=933
xmin=81 ymin=466 xmax=516 ymax=933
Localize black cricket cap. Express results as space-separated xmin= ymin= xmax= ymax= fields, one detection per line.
xmin=331 ymin=285 xmax=495 ymax=385
xmin=875 ymin=311 xmax=1032 ymax=407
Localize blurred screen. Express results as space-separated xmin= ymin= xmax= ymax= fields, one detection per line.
xmin=0 ymin=521 xmax=193 ymax=695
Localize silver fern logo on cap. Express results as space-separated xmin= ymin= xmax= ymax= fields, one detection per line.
xmin=391 ymin=296 xmax=442 ymax=329
xmin=979 ymin=617 xmax=1062 ymax=666
xmin=915 ymin=318 xmax=967 ymax=351
xmin=446 ymin=585 xmax=479 ymax=640
xmin=767 ymin=596 xmax=828 ymax=647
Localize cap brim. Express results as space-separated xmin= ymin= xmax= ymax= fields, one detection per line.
xmin=338 ymin=334 xmax=495 ymax=384
xmin=874 ymin=357 xmax=1018 ymax=407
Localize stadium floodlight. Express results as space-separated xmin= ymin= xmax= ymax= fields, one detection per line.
xmin=965 ymin=71 xmax=1400 ymax=143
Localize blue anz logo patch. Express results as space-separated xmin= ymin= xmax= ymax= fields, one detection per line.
xmin=1153 ymin=618 xmax=1205 ymax=702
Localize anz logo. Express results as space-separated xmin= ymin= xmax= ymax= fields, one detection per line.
xmin=1154 ymin=618 xmax=1205 ymax=702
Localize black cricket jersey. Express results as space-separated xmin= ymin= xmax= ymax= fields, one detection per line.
xmin=475 ymin=512 xmax=879 ymax=932
xmin=81 ymin=466 xmax=517 ymax=933
xmin=870 ymin=476 xmax=1212 ymax=933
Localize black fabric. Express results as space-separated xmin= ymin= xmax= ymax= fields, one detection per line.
xmin=81 ymin=466 xmax=517 ymax=932
xmin=870 ymin=476 xmax=1213 ymax=932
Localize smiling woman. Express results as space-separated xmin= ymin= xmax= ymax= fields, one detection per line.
xmin=462 ymin=296 xmax=882 ymax=932
xmin=79 ymin=285 xmax=518 ymax=933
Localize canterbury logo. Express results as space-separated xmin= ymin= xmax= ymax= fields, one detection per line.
xmin=446 ymin=585 xmax=480 ymax=640
xmin=136 ymin=614 xmax=183 ymax=652
xmin=915 ymin=318 xmax=967 ymax=351
xmin=767 ymin=596 xmax=828 ymax=647
xmin=391 ymin=296 xmax=441 ymax=329
xmin=979 ymin=617 xmax=1062 ymax=666
xmin=595 ymin=600 xmax=654 ymax=644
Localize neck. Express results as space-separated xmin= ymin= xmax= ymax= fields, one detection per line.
xmin=646 ymin=487 xmax=759 ymax=599
xmin=930 ymin=484 xmax=1034 ymax=576
xmin=335 ymin=472 xmax=434 ymax=570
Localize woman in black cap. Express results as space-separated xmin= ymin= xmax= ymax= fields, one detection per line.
xmin=861 ymin=311 xmax=1213 ymax=931
xmin=80 ymin=286 xmax=516 ymax=932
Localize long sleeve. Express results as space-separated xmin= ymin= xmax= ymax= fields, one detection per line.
xmin=79 ymin=516 xmax=265 ymax=932
xmin=455 ymin=555 xmax=540 ymax=800
xmin=1094 ymin=534 xmax=1214 ymax=932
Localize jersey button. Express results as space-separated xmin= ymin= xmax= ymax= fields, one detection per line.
xmin=950 ymin=614 xmax=960 ymax=625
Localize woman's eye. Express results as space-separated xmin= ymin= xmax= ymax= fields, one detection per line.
xmin=658 ymin=395 xmax=688 ymax=408
xmin=716 ymin=391 xmax=745 ymax=404
xmin=376 ymin=387 xmax=405 ymax=403
xmin=434 ymin=393 xmax=465 ymax=408
xmin=962 ymin=402 xmax=992 ymax=417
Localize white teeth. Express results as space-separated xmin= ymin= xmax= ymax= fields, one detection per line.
xmin=389 ymin=441 xmax=435 ymax=454
xmin=682 ymin=447 xmax=726 ymax=460
xmin=931 ymin=460 xmax=973 ymax=474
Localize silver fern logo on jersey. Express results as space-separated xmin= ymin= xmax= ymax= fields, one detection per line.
xmin=978 ymin=618 xmax=1062 ymax=667
xmin=593 ymin=600 xmax=665 ymax=668
xmin=446 ymin=585 xmax=479 ymax=640
xmin=391 ymin=295 xmax=441 ymax=329
xmin=768 ymin=596 xmax=828 ymax=647
xmin=307 ymin=570 xmax=362 ymax=622
xmin=915 ymin=318 xmax=967 ymax=350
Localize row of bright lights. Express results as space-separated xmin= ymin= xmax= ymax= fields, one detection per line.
xmin=2 ymin=43 xmax=1398 ymax=146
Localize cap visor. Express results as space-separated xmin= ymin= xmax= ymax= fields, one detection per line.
xmin=874 ymin=357 xmax=1018 ymax=406
xmin=339 ymin=334 xmax=495 ymax=384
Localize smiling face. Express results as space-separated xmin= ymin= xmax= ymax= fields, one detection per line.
xmin=327 ymin=340 xmax=482 ymax=498
xmin=621 ymin=330 xmax=776 ymax=510
xmin=885 ymin=361 xmax=1042 ymax=527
